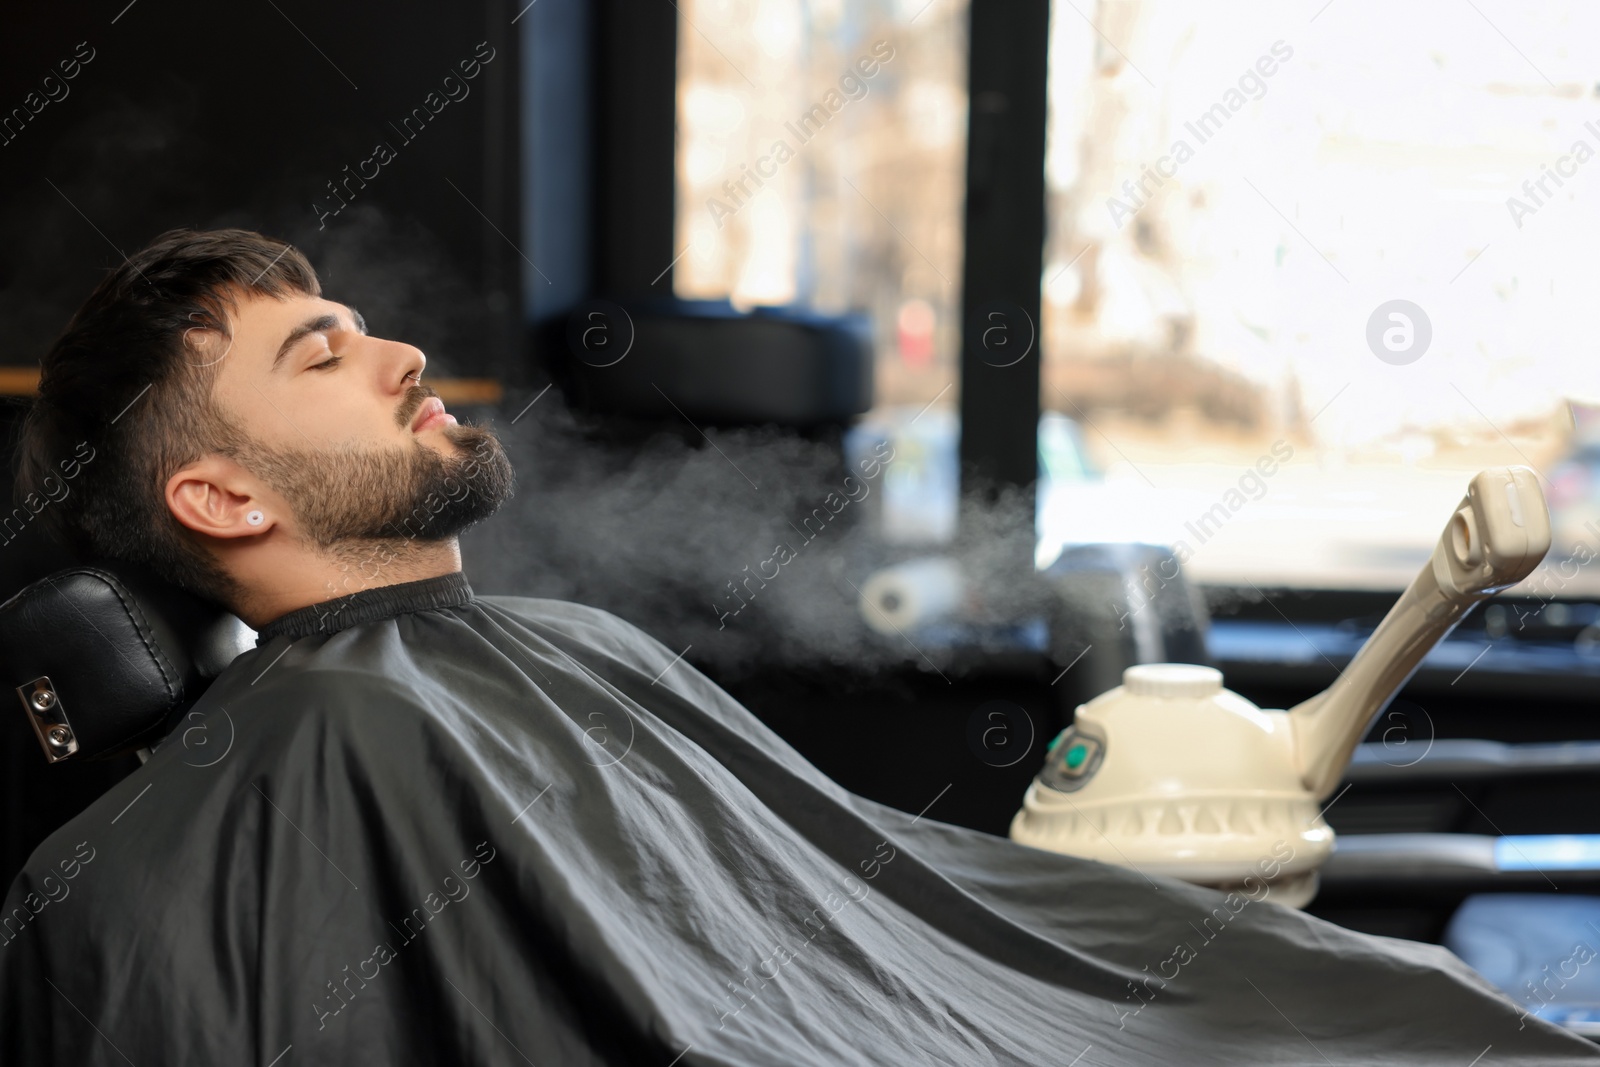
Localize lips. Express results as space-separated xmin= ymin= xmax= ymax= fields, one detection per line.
xmin=410 ymin=396 xmax=457 ymax=433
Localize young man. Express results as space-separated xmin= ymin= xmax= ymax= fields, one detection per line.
xmin=1 ymin=229 xmax=1592 ymax=1065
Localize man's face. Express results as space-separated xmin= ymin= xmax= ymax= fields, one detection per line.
xmin=197 ymin=290 xmax=513 ymax=549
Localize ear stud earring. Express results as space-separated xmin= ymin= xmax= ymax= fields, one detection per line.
xmin=246 ymin=510 xmax=265 ymax=527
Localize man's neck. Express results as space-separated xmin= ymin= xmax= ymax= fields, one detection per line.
xmin=231 ymin=537 xmax=464 ymax=630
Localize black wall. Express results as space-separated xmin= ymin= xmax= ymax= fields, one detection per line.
xmin=0 ymin=1 xmax=524 ymax=385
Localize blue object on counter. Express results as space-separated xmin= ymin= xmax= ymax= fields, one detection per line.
xmin=1445 ymin=892 xmax=1600 ymax=1036
xmin=1496 ymin=835 xmax=1600 ymax=872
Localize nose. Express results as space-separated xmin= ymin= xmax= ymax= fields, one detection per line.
xmin=358 ymin=334 xmax=425 ymax=393
xmin=404 ymin=349 xmax=426 ymax=385
xmin=372 ymin=341 xmax=430 ymax=429
xmin=397 ymin=347 xmax=425 ymax=389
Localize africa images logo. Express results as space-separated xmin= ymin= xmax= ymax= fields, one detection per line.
xmin=1365 ymin=299 xmax=1432 ymax=366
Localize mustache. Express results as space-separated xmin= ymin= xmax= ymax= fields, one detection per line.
xmin=396 ymin=383 xmax=440 ymax=430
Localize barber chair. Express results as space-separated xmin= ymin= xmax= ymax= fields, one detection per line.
xmin=0 ymin=561 xmax=253 ymax=885
xmin=0 ymin=560 xmax=253 ymax=763
xmin=548 ymin=297 xmax=874 ymax=431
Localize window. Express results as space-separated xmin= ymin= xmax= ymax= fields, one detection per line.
xmin=1039 ymin=0 xmax=1600 ymax=595
xmin=675 ymin=0 xmax=971 ymax=543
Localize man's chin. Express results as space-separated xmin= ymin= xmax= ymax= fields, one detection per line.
xmin=397 ymin=423 xmax=515 ymax=539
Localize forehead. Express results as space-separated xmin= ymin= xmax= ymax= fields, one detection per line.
xmin=231 ymin=290 xmax=353 ymax=337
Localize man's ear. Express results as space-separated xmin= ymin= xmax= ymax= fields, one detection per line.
xmin=165 ymin=455 xmax=276 ymax=539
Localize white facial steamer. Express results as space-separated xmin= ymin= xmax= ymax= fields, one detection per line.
xmin=1011 ymin=467 xmax=1551 ymax=907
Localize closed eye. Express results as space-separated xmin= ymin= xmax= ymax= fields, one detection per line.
xmin=310 ymin=355 xmax=344 ymax=371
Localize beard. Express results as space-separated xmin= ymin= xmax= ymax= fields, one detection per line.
xmin=232 ymin=390 xmax=515 ymax=559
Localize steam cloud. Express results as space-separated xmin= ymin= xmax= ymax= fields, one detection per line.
xmin=464 ymin=402 xmax=1061 ymax=682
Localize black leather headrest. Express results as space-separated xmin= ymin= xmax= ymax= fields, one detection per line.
xmin=0 ymin=561 xmax=255 ymax=762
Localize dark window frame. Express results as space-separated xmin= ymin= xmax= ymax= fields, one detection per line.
xmin=590 ymin=1 xmax=1050 ymax=506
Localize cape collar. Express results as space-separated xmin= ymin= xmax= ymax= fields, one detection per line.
xmin=255 ymin=570 xmax=475 ymax=644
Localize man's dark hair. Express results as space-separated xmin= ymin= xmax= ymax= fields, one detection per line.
xmin=13 ymin=228 xmax=320 ymax=607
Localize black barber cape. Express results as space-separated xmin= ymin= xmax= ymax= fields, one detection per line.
xmin=2 ymin=572 xmax=1595 ymax=1065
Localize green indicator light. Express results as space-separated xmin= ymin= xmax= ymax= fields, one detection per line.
xmin=1046 ymin=730 xmax=1067 ymax=756
xmin=1065 ymin=743 xmax=1089 ymax=769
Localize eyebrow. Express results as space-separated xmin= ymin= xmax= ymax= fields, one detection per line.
xmin=270 ymin=306 xmax=369 ymax=371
